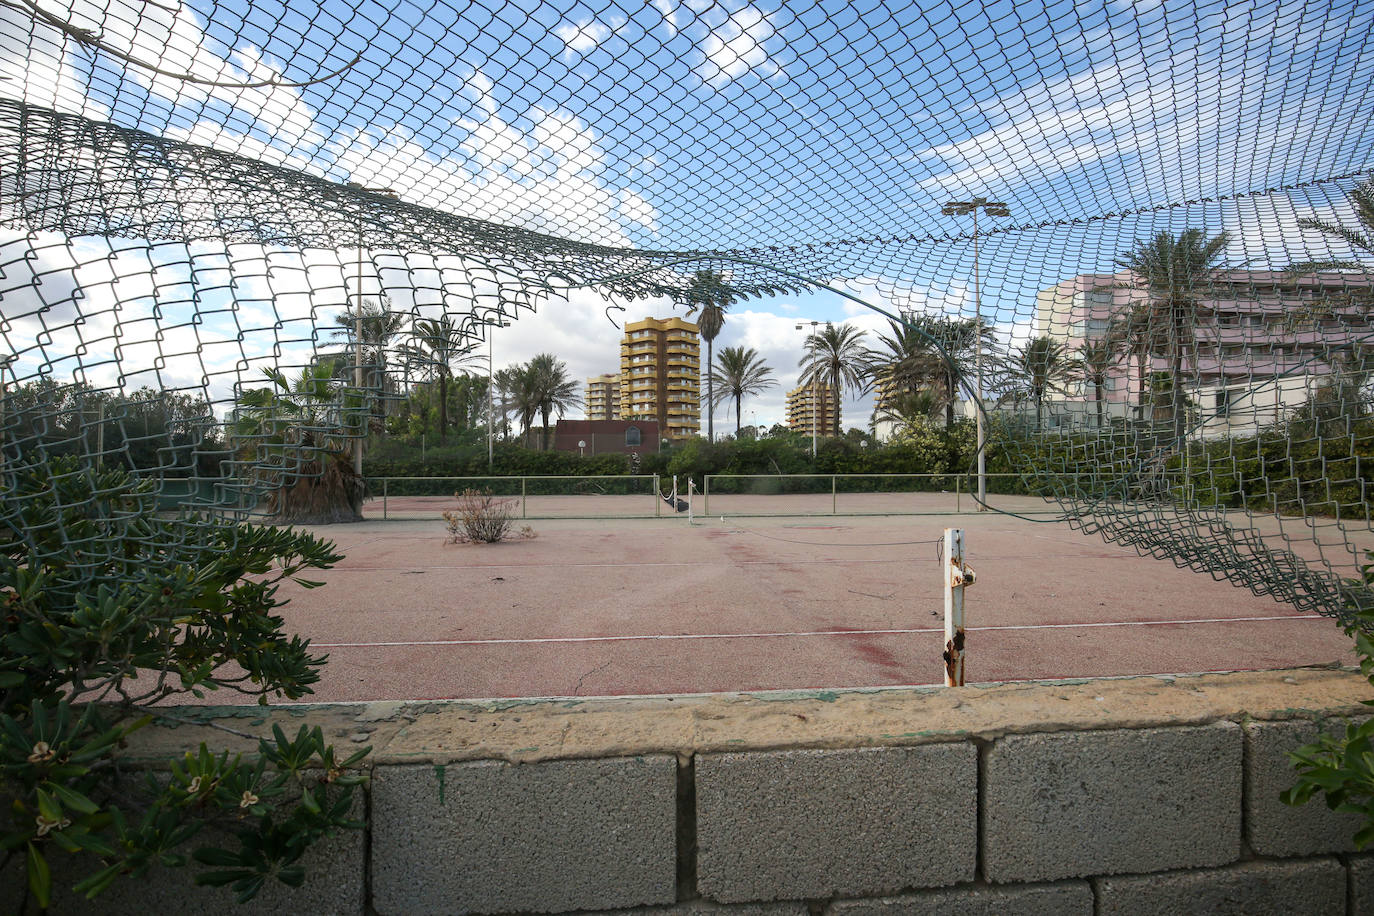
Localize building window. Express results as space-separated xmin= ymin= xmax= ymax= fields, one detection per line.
xmin=625 ymin=426 xmax=642 ymax=447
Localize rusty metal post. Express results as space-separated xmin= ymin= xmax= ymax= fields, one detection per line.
xmin=943 ymin=527 xmax=975 ymax=687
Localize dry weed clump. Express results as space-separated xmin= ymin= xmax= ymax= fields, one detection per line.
xmin=443 ymin=488 xmax=536 ymax=543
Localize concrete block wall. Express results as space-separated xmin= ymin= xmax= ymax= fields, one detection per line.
xmin=8 ymin=669 xmax=1374 ymax=915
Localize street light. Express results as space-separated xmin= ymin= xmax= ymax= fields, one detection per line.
xmin=796 ymin=320 xmax=820 ymax=458
xmin=941 ymin=198 xmax=1009 ymax=510
xmin=487 ymin=319 xmax=511 ymax=466
xmin=347 ymin=183 xmax=397 ymax=478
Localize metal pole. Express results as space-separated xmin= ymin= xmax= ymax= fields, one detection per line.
xmin=832 ymin=474 xmax=837 ymax=515
xmin=354 ymin=224 xmax=364 ymax=478
xmin=521 ymin=477 xmax=527 ymax=518
xmin=383 ymin=477 xmax=388 ymax=520
xmin=488 ymin=330 xmax=494 ymax=466
xmin=943 ymin=527 xmax=972 ymax=687
xmin=811 ymin=320 xmax=818 ymax=458
xmin=703 ymin=474 xmax=710 ymax=516
xmin=973 ymin=210 xmax=986 ymax=511
xmin=654 ymin=474 xmax=660 ymax=517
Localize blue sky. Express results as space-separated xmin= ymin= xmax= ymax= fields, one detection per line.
xmin=2 ymin=0 xmax=1372 ymax=429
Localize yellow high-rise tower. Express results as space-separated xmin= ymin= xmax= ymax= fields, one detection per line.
xmin=619 ymin=317 xmax=701 ymax=440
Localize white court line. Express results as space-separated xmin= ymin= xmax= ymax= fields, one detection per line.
xmin=313 ymin=613 xmax=1326 ymax=649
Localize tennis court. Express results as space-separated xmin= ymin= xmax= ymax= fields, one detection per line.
xmin=259 ymin=495 xmax=1360 ymax=703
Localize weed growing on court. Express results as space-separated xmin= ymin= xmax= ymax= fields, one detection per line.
xmin=443 ymin=489 xmax=536 ymax=544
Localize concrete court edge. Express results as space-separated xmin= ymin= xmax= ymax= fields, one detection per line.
xmin=133 ymin=665 xmax=1372 ymax=766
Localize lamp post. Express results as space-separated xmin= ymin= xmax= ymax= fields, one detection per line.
xmin=796 ymin=320 xmax=819 ymax=458
xmin=347 ymin=184 xmax=396 ymax=478
xmin=487 ymin=319 xmax=511 ymax=466
xmin=941 ymin=198 xmax=1009 ymax=510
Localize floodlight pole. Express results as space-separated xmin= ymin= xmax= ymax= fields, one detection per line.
xmin=487 ymin=319 xmax=510 ymax=467
xmin=349 ymin=184 xmax=396 ymax=479
xmin=797 ymin=320 xmax=819 ymax=457
xmin=942 ymin=198 xmax=1009 ymax=511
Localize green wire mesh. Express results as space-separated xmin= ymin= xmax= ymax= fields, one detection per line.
xmin=2 ymin=0 xmax=1373 ymax=618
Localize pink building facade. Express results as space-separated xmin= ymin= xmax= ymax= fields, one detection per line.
xmin=1035 ymin=270 xmax=1374 ymax=436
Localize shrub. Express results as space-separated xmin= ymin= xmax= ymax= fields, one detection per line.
xmin=443 ymin=489 xmax=536 ymax=544
xmin=1283 ymin=551 xmax=1374 ymax=844
xmin=0 ymin=457 xmax=368 ymax=907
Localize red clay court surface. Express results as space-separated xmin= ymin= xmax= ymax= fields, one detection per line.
xmin=261 ymin=493 xmax=1362 ymax=703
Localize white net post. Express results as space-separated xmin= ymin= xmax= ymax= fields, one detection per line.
xmin=943 ymin=528 xmax=971 ymax=687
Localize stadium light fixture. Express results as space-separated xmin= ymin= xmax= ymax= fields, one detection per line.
xmin=941 ymin=198 xmax=1009 ymax=511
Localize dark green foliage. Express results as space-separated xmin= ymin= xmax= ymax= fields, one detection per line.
xmin=1283 ymin=552 xmax=1374 ymax=845
xmin=0 ymin=458 xmax=368 ymax=907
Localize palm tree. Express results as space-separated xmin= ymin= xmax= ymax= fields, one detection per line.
xmin=493 ymin=366 xmax=521 ymax=442
xmin=1289 ymin=179 xmax=1374 ymax=272
xmin=873 ymin=388 xmax=943 ymax=433
xmin=682 ymin=269 xmax=734 ymax=442
xmin=527 ymin=353 xmax=581 ymax=450
xmin=869 ymin=315 xmax=994 ymax=428
xmin=1115 ymin=229 xmax=1231 ymax=444
xmin=1072 ymin=332 xmax=1123 ymax=429
xmin=329 ymin=296 xmax=408 ymax=436
xmin=709 ymin=346 xmax=777 ymax=434
xmin=798 ymin=322 xmax=871 ymax=437
xmin=233 ymin=361 xmax=365 ymax=523
xmin=506 ymin=364 xmax=542 ymax=448
xmin=400 ymin=316 xmax=483 ymax=442
xmin=1003 ymin=336 xmax=1073 ymax=429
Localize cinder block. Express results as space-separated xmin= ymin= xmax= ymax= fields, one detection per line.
xmin=1245 ymin=718 xmax=1366 ymax=855
xmin=371 ymin=756 xmax=677 ymax=914
xmin=826 ymin=880 xmax=1092 ymax=915
xmin=1349 ymin=853 xmax=1374 ymax=916
xmin=695 ymin=744 xmax=977 ymax=903
xmin=982 ymin=723 xmax=1241 ymax=882
xmin=1094 ymin=858 xmax=1345 ymax=915
xmin=591 ymin=904 xmax=808 ymax=915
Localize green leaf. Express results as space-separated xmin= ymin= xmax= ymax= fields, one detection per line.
xmin=192 ymin=847 xmax=244 ymax=868
xmin=46 ymin=782 xmax=100 ymax=815
xmin=27 ymin=843 xmax=52 ymax=909
xmin=194 ymin=868 xmax=259 ymax=888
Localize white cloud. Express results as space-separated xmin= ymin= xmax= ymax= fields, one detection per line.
xmin=0 ymin=3 xmax=106 ymax=117
xmin=618 ymin=190 xmax=660 ymax=233
xmin=554 ymin=17 xmax=623 ymax=57
xmin=651 ymin=0 xmax=687 ymax=37
xmin=700 ymin=6 xmax=779 ymax=87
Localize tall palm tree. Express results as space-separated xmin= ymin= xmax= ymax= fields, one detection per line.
xmin=493 ymin=366 xmax=521 ymax=442
xmin=709 ymin=346 xmax=777 ymax=434
xmin=682 ymin=269 xmax=734 ymax=441
xmin=400 ymin=316 xmax=483 ymax=442
xmin=527 ymin=353 xmax=581 ymax=450
xmin=506 ymin=364 xmax=542 ymax=448
xmin=1003 ymin=336 xmax=1073 ymax=429
xmin=1072 ymin=332 xmax=1123 ymax=429
xmin=798 ymin=322 xmax=871 ymax=437
xmin=1115 ymin=229 xmax=1231 ymax=444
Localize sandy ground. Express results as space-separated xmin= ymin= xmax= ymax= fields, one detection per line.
xmin=241 ymin=503 xmax=1362 ymax=704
